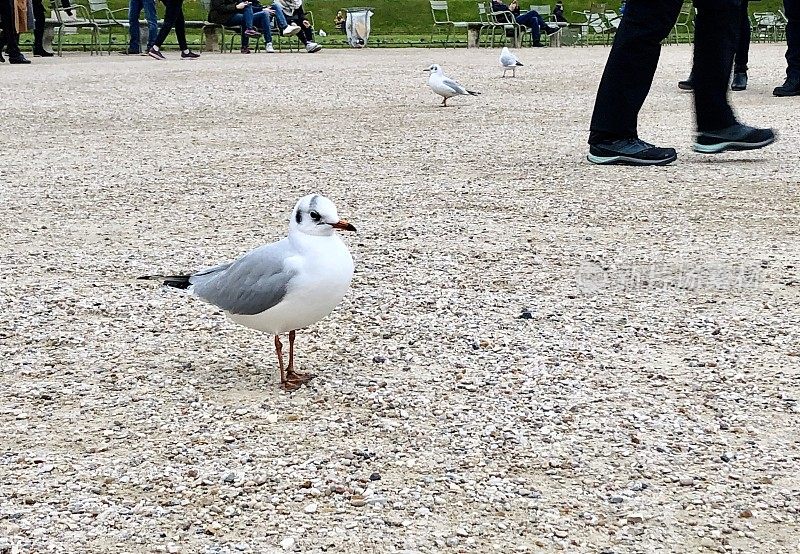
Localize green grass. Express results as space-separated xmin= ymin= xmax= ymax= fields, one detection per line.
xmin=23 ymin=0 xmax=789 ymax=50
xmin=46 ymin=0 xmax=790 ymax=35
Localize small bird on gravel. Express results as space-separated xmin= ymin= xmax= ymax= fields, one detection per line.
xmin=499 ymin=47 xmax=524 ymax=78
xmin=139 ymin=194 xmax=356 ymax=391
xmin=423 ymin=64 xmax=480 ymax=107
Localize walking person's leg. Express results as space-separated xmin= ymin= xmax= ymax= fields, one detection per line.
xmin=774 ymin=0 xmax=800 ymax=95
xmin=692 ymin=1 xmax=738 ymax=133
xmin=143 ymin=0 xmax=158 ymax=50
xmin=32 ymin=0 xmax=52 ymax=55
xmin=128 ymin=0 xmax=143 ymax=53
xmin=174 ymin=3 xmax=198 ymax=56
xmin=731 ymin=0 xmax=750 ymax=89
xmin=150 ymin=0 xmax=178 ymax=57
xmin=0 ymin=0 xmax=28 ymax=62
xmin=692 ymin=0 xmax=775 ymax=153
xmin=587 ymin=0 xmax=681 ymax=165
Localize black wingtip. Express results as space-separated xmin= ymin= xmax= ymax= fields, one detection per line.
xmin=468 ymin=90 xmax=481 ymax=96
xmin=138 ymin=274 xmax=192 ymax=289
xmin=516 ymin=61 xmax=524 ymax=66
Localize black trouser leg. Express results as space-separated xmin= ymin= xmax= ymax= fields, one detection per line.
xmin=33 ymin=0 xmax=46 ymax=50
xmin=175 ymin=6 xmax=187 ymax=50
xmin=734 ymin=0 xmax=750 ymax=72
xmin=155 ymin=0 xmax=182 ymax=47
xmin=0 ymin=0 xmax=22 ymax=56
xmin=292 ymin=6 xmax=312 ymax=44
xmin=692 ymin=0 xmax=739 ymax=132
xmin=588 ymin=0 xmax=682 ymax=144
xmin=786 ymin=0 xmax=800 ymax=79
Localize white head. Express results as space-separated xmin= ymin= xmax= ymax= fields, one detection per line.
xmin=423 ymin=64 xmax=443 ymax=75
xmin=502 ymin=46 xmax=509 ymax=53
xmin=289 ymin=194 xmax=356 ymax=237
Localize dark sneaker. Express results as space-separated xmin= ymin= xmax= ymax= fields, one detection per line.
xmin=240 ymin=46 xmax=252 ymax=54
xmin=121 ymin=47 xmax=141 ymax=55
xmin=33 ymin=48 xmax=54 ymax=57
xmin=147 ymin=47 xmax=165 ymax=60
xmin=531 ymin=41 xmax=544 ymax=47
xmin=678 ymin=78 xmax=694 ymax=91
xmin=181 ymin=50 xmax=200 ymax=59
xmin=544 ymin=25 xmax=560 ymax=35
xmin=588 ymin=138 xmax=677 ymax=166
xmin=773 ymin=76 xmax=800 ymax=97
xmin=731 ymin=72 xmax=747 ymax=91
xmin=8 ymin=54 xmax=31 ymax=64
xmin=244 ymin=28 xmax=260 ymax=37
xmin=693 ymin=124 xmax=776 ymax=154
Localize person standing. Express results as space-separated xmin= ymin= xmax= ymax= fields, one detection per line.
xmin=587 ymin=0 xmax=775 ymax=166
xmin=30 ymin=0 xmax=54 ymax=56
xmin=678 ymin=0 xmax=755 ymax=91
xmin=773 ymin=0 xmax=799 ymax=96
xmin=147 ymin=0 xmax=199 ymax=59
xmin=126 ymin=0 xmax=158 ymax=55
xmin=0 ymin=0 xmax=31 ymax=63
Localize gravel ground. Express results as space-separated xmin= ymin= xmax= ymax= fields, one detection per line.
xmin=1 ymin=45 xmax=799 ymax=554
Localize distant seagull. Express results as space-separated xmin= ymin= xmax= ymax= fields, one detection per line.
xmin=499 ymin=47 xmax=523 ymax=77
xmin=140 ymin=194 xmax=356 ymax=391
xmin=423 ymin=64 xmax=480 ymax=107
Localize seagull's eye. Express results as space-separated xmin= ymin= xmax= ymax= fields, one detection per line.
xmin=309 ymin=210 xmax=321 ymax=221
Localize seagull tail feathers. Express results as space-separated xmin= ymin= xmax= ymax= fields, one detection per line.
xmin=467 ymin=90 xmax=481 ymax=96
xmin=516 ymin=61 xmax=524 ymax=66
xmin=138 ymin=274 xmax=193 ymax=289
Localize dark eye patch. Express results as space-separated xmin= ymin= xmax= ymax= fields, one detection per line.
xmin=295 ymin=210 xmax=302 ymax=223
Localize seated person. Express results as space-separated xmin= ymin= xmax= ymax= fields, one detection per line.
xmin=334 ymin=10 xmax=345 ymax=32
xmin=491 ymin=0 xmax=560 ymax=47
xmin=209 ymin=0 xmax=266 ymax=52
xmin=275 ymin=0 xmax=321 ymax=52
xmin=553 ymin=1 xmax=567 ymax=22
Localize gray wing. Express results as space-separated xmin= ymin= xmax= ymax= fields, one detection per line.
xmin=190 ymin=240 xmax=296 ymax=315
xmin=441 ymin=78 xmax=467 ymax=95
xmin=500 ymin=52 xmax=516 ymax=67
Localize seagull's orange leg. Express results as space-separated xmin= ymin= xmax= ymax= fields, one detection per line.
xmin=285 ymin=330 xmax=315 ymax=386
xmin=274 ymin=335 xmax=287 ymax=386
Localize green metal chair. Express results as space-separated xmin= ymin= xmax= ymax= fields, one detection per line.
xmin=51 ymin=0 xmax=101 ymax=56
xmin=671 ymin=3 xmax=693 ymax=45
xmin=430 ymin=0 xmax=456 ymax=47
xmin=87 ymin=0 xmax=129 ymax=54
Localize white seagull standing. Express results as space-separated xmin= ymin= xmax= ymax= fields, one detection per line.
xmin=499 ymin=47 xmax=524 ymax=78
xmin=423 ymin=63 xmax=480 ymax=107
xmin=140 ymin=194 xmax=356 ymax=391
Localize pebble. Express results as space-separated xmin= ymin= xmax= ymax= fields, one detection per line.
xmin=304 ymin=502 xmax=318 ymax=514
xmin=279 ymin=537 xmax=295 ymax=550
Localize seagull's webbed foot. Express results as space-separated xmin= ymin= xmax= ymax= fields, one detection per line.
xmin=286 ymin=369 xmax=316 ymax=384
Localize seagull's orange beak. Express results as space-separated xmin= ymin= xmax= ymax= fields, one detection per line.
xmin=331 ymin=219 xmax=356 ymax=232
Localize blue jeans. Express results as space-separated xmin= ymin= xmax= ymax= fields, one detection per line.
xmin=129 ymin=0 xmax=158 ymax=51
xmin=226 ymin=6 xmax=273 ymax=46
xmin=269 ymin=2 xmax=288 ymax=28
xmin=515 ymin=10 xmax=545 ymax=43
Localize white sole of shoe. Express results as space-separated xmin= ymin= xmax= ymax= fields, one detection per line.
xmin=586 ymin=153 xmax=676 ymax=166
xmin=692 ymin=135 xmax=775 ymax=154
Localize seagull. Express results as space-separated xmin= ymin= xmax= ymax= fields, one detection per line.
xmin=499 ymin=47 xmax=523 ymax=78
xmin=139 ymin=194 xmax=356 ymax=391
xmin=423 ymin=64 xmax=480 ymax=107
